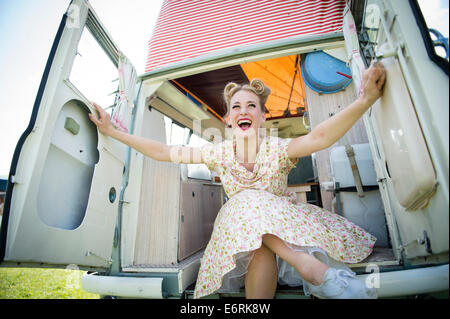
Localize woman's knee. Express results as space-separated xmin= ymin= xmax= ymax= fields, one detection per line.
xmin=253 ymin=243 xmax=275 ymax=263
xmin=261 ymin=234 xmax=289 ymax=254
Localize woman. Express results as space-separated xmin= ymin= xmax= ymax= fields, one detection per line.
xmin=89 ymin=61 xmax=386 ymax=299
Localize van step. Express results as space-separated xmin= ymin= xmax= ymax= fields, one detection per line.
xmin=349 ymin=247 xmax=398 ymax=268
xmin=183 ymin=284 xmax=311 ymax=299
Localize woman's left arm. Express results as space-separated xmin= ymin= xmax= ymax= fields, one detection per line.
xmin=287 ymin=61 xmax=386 ymax=159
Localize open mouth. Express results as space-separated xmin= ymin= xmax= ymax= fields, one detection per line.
xmin=237 ymin=119 xmax=252 ymax=131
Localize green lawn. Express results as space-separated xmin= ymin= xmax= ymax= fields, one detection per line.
xmin=0 ymin=267 xmax=99 ymax=299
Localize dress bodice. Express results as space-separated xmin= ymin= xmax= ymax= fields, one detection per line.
xmin=201 ymin=136 xmax=298 ymax=199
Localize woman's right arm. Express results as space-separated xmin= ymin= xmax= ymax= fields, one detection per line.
xmin=89 ymin=102 xmax=203 ymax=164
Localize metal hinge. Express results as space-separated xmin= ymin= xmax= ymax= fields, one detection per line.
xmin=398 ymin=230 xmax=432 ymax=254
xmin=86 ymin=251 xmax=113 ymax=265
xmin=10 ymin=175 xmax=23 ymax=184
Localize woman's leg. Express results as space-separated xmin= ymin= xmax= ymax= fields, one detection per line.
xmin=245 ymin=243 xmax=278 ymax=299
xmin=262 ymin=234 xmax=329 ymax=286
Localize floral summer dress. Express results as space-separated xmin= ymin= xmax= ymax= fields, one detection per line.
xmin=194 ymin=136 xmax=376 ymax=299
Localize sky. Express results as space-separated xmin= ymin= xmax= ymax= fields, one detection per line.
xmin=0 ymin=0 xmax=448 ymax=178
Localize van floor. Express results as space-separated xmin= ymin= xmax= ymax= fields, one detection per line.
xmin=126 ymin=247 xmax=396 ymax=271
xmin=349 ymin=247 xmax=398 ymax=267
xmin=183 ymin=247 xmax=398 ymax=299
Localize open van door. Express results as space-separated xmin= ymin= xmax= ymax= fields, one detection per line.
xmin=0 ymin=0 xmax=130 ymax=270
xmin=345 ymin=0 xmax=449 ymax=261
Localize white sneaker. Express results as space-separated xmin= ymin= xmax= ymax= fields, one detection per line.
xmin=305 ymin=268 xmax=377 ymax=299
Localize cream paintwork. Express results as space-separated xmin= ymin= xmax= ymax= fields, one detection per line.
xmin=142 ymin=38 xmax=346 ymax=83
xmin=119 ymin=80 xmax=164 ymax=268
xmin=4 ymin=0 xmax=124 ymax=269
xmin=2 ymin=0 xmax=448 ymax=298
xmin=360 ymin=0 xmax=448 ymax=259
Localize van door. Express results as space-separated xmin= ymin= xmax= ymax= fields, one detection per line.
xmin=0 ymin=0 xmax=131 ymax=270
xmin=345 ymin=0 xmax=449 ymax=260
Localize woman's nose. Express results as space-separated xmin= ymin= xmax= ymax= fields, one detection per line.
xmin=239 ymin=106 xmax=248 ymax=114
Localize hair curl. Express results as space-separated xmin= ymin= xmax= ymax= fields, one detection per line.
xmin=223 ymin=79 xmax=271 ymax=115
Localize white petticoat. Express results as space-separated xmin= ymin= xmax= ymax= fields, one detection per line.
xmin=215 ymin=243 xmax=353 ymax=296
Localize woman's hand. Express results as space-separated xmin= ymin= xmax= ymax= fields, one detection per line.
xmin=287 ymin=60 xmax=387 ymax=159
xmin=360 ymin=60 xmax=386 ymax=106
xmin=87 ymin=101 xmax=203 ymax=163
xmin=88 ymin=102 xmax=115 ymax=136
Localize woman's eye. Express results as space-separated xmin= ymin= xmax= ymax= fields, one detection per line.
xmin=248 ymin=103 xmax=256 ymax=108
xmin=232 ymin=105 xmax=239 ymax=109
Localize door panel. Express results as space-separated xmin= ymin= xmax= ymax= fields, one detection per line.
xmin=37 ymin=100 xmax=98 ymax=230
xmin=371 ymin=43 xmax=436 ymax=210
xmin=0 ymin=0 xmax=128 ymax=269
xmin=346 ymin=0 xmax=448 ymax=259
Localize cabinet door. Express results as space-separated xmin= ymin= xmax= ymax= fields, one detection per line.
xmin=178 ymin=183 xmax=222 ymax=261
xmin=201 ymin=185 xmax=222 ymax=245
xmin=179 ymin=183 xmax=203 ymax=260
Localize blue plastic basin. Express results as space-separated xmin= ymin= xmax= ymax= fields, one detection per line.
xmin=301 ymin=51 xmax=352 ymax=94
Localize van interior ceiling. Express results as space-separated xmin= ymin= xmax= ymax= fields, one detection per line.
xmin=170 ymin=54 xmax=308 ymax=125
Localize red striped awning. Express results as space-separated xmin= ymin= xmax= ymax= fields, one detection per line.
xmin=145 ymin=0 xmax=346 ymax=72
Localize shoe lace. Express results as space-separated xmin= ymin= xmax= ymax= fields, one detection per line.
xmin=333 ymin=269 xmax=356 ymax=288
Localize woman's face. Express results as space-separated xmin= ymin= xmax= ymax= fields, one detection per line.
xmin=228 ymin=89 xmax=266 ymax=138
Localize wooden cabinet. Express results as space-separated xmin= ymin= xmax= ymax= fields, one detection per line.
xmin=178 ymin=182 xmax=222 ymax=261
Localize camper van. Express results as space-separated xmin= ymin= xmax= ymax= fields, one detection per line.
xmin=0 ymin=0 xmax=448 ymax=299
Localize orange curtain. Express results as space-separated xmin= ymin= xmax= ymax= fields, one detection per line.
xmin=241 ymin=55 xmax=307 ymax=118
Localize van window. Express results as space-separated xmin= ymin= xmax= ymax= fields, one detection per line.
xmin=359 ymin=0 xmax=382 ymax=65
xmin=164 ymin=116 xmax=190 ymax=145
xmin=359 ymin=0 xmax=449 ymax=71
xmin=413 ymin=0 xmax=449 ymax=74
xmin=188 ymin=130 xmax=210 ymax=148
xmin=417 ymin=0 xmax=449 ymax=61
xmin=68 ymin=27 xmax=118 ymax=111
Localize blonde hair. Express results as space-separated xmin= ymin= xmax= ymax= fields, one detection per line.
xmin=223 ymin=78 xmax=271 ymax=115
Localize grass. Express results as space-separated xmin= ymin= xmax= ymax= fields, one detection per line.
xmin=0 ymin=267 xmax=100 ymax=299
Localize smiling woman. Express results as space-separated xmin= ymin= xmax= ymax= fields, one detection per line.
xmin=225 ymin=80 xmax=269 ymax=134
